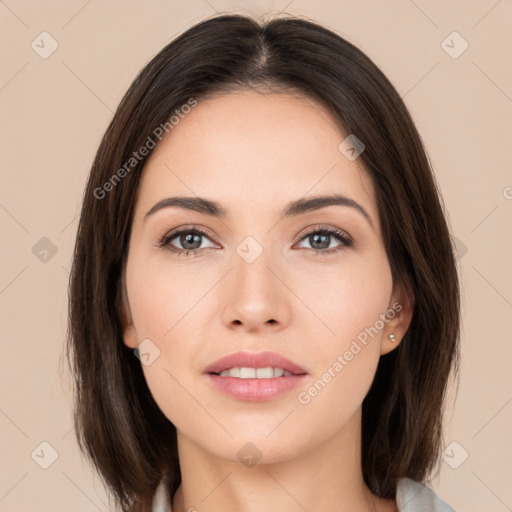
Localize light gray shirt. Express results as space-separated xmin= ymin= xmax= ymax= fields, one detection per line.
xmin=151 ymin=475 xmax=456 ymax=511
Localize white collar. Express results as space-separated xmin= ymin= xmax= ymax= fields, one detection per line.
xmin=151 ymin=475 xmax=455 ymax=511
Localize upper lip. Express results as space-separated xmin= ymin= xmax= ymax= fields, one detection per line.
xmin=204 ymin=351 xmax=308 ymax=375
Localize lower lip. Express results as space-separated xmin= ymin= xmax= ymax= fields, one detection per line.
xmin=205 ymin=373 xmax=307 ymax=401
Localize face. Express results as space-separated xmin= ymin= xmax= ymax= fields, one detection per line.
xmin=122 ymin=90 xmax=412 ymax=464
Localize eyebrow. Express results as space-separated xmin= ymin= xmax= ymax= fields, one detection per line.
xmin=144 ymin=194 xmax=374 ymax=228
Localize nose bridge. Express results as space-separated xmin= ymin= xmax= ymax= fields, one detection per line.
xmin=221 ymin=235 xmax=287 ymax=331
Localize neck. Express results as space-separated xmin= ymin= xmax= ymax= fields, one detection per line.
xmin=170 ymin=408 xmax=396 ymax=512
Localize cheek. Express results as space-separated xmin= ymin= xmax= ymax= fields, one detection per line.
xmin=126 ymin=251 xmax=204 ymax=340
xmin=294 ymin=249 xmax=393 ymax=345
xmin=139 ymin=358 xmax=194 ymax=430
xmin=126 ymin=265 xmax=204 ymax=429
xmin=292 ymin=252 xmax=392 ymax=411
xmin=125 ymin=253 xmax=213 ymax=427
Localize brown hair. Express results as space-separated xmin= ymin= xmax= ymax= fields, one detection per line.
xmin=65 ymin=13 xmax=460 ymax=511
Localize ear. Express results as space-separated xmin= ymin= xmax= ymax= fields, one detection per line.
xmin=380 ymin=276 xmax=414 ymax=356
xmin=123 ymin=320 xmax=139 ymax=350
xmin=119 ymin=270 xmax=139 ymax=349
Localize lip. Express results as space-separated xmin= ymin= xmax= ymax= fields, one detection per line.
xmin=205 ymin=373 xmax=307 ymax=402
xmin=203 ymin=350 xmax=308 ymax=375
xmin=203 ymin=350 xmax=308 ymax=402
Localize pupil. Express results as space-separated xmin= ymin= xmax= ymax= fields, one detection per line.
xmin=311 ymin=233 xmax=329 ymax=249
xmin=182 ymin=232 xmax=201 ymax=249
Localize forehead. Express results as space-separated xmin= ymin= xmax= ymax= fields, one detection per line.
xmin=135 ymin=90 xmax=377 ymax=220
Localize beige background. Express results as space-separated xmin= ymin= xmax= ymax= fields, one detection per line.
xmin=1 ymin=1 xmax=511 ymax=511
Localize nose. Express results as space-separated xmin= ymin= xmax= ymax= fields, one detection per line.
xmin=221 ymin=247 xmax=290 ymax=333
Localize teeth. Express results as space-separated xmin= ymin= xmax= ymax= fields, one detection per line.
xmin=217 ymin=367 xmax=294 ymax=378
xmin=228 ymin=367 xmax=240 ymax=377
xmin=241 ymin=367 xmax=256 ymax=378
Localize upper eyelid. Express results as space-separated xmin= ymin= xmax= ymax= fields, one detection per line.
xmin=160 ymin=225 xmax=219 ymax=248
xmin=296 ymin=226 xmax=353 ymax=247
xmin=299 ymin=225 xmax=350 ymax=237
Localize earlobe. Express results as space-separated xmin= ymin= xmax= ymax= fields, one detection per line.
xmin=123 ymin=322 xmax=139 ymax=349
xmin=120 ymin=299 xmax=138 ymax=349
xmin=121 ymin=302 xmax=138 ymax=349
xmin=119 ymin=269 xmax=138 ymax=349
xmin=380 ymin=278 xmax=414 ymax=355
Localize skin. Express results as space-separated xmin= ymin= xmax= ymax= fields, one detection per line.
xmin=122 ymin=89 xmax=413 ymax=512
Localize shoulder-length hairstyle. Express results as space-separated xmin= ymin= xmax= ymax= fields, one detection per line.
xmin=65 ymin=12 xmax=460 ymax=512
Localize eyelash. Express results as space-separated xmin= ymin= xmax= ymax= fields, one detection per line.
xmin=156 ymin=225 xmax=353 ymax=258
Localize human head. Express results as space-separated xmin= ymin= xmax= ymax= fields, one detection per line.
xmin=66 ymin=13 xmax=460 ymax=511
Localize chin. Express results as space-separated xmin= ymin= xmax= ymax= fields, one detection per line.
xmin=200 ymin=431 xmax=312 ymax=467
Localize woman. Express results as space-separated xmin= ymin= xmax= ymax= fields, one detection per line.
xmin=66 ymin=13 xmax=460 ymax=512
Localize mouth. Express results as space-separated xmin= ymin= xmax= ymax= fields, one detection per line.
xmin=203 ymin=350 xmax=308 ymax=377
xmin=203 ymin=351 xmax=308 ymax=401
xmin=209 ymin=367 xmax=303 ymax=378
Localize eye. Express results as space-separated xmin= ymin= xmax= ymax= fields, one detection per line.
xmin=157 ymin=225 xmax=353 ymax=258
xmin=295 ymin=226 xmax=353 ymax=255
xmin=157 ymin=226 xmax=217 ymax=257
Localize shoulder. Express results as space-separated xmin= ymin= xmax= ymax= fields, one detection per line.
xmin=396 ymin=477 xmax=456 ymax=511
